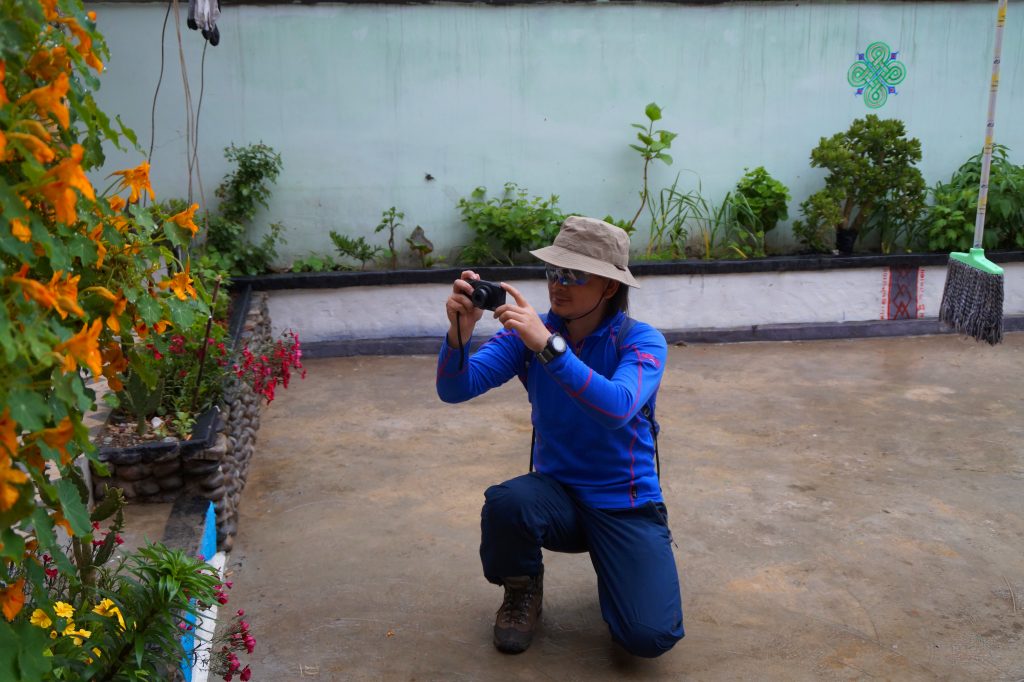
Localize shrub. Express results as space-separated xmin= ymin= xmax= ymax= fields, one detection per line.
xmin=457 ymin=183 xmax=566 ymax=265
xmin=919 ymin=144 xmax=1024 ymax=252
xmin=793 ymin=115 xmax=926 ymax=253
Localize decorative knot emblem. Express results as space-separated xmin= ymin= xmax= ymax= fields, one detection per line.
xmin=848 ymin=41 xmax=906 ymax=109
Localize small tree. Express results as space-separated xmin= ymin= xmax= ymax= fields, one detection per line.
xmin=793 ymin=115 xmax=925 ymax=253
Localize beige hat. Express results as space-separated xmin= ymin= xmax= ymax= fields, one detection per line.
xmin=530 ymin=216 xmax=640 ymax=288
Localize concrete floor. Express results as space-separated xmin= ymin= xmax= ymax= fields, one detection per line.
xmin=221 ymin=334 xmax=1024 ymax=681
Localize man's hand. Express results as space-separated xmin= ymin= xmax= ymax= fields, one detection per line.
xmin=495 ymin=283 xmax=550 ymax=352
xmin=446 ymin=271 xmax=484 ymax=348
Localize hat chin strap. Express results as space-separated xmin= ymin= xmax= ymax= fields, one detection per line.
xmin=563 ymin=282 xmax=612 ymax=324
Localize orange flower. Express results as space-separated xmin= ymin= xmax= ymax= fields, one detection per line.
xmin=168 ymin=203 xmax=200 ymax=236
xmin=153 ymin=320 xmax=172 ymax=334
xmin=40 ymin=0 xmax=58 ymax=21
xmin=57 ymin=17 xmax=102 ymax=73
xmin=0 ymin=408 xmax=18 ymax=459
xmin=10 ymin=265 xmax=59 ymax=312
xmin=51 ymin=510 xmax=73 ymax=536
xmin=38 ymin=144 xmax=94 ymax=225
xmin=51 ymin=272 xmax=84 ymax=319
xmin=8 ymin=133 xmax=55 ymax=164
xmin=0 ymin=579 xmax=26 ymax=622
xmin=110 ymin=161 xmax=154 ymax=204
xmin=158 ymin=263 xmax=197 ymax=301
xmin=88 ymin=225 xmax=107 ymax=268
xmin=19 ymin=444 xmax=45 ymax=473
xmin=101 ymin=342 xmax=128 ymax=391
xmin=17 ymin=72 xmax=70 ymax=129
xmin=26 ymin=46 xmax=70 ymax=82
xmin=37 ymin=417 xmax=74 ymax=465
xmin=0 ymin=62 xmax=7 ymax=106
xmin=55 ymin=319 xmax=103 ymax=377
xmin=10 ymin=218 xmax=31 ymax=243
xmin=107 ymin=195 xmax=126 ymax=213
xmin=89 ymin=287 xmax=127 ymax=332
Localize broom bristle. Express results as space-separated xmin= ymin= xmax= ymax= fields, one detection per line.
xmin=939 ymin=257 xmax=1004 ymax=345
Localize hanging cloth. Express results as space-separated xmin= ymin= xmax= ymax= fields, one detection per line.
xmin=187 ymin=0 xmax=221 ymax=46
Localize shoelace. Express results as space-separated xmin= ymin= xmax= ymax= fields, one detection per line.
xmin=501 ymin=587 xmax=535 ymax=625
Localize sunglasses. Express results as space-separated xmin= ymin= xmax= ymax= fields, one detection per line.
xmin=545 ymin=266 xmax=591 ymax=286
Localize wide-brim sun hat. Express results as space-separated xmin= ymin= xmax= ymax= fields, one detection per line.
xmin=530 ymin=216 xmax=640 ymax=288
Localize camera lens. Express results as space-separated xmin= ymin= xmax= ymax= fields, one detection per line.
xmin=471 ymin=285 xmax=489 ymax=308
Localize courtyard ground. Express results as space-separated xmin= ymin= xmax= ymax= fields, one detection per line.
xmin=219 ymin=333 xmax=1024 ymax=680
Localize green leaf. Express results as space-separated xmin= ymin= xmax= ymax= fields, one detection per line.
xmin=630 ymin=123 xmax=648 ymax=130
xmin=656 ymin=153 xmax=674 ymax=165
xmin=0 ymin=622 xmax=20 ymax=681
xmin=7 ymin=390 xmax=48 ymax=432
xmin=0 ymin=529 xmax=25 ymax=562
xmin=56 ymin=479 xmax=92 ymax=536
xmin=645 ymin=102 xmax=662 ymax=122
xmin=14 ymin=621 xmax=52 ymax=680
xmin=29 ymin=509 xmax=75 ymax=574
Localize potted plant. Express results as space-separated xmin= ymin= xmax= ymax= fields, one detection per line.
xmin=793 ymin=115 xmax=926 ymax=255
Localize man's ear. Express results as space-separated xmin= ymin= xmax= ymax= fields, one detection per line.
xmin=603 ymin=280 xmax=620 ymax=300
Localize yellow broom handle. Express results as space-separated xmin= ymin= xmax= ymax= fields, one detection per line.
xmin=975 ymin=0 xmax=1008 ymax=249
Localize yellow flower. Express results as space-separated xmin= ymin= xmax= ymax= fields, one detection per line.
xmin=10 ymin=218 xmax=31 ymax=243
xmin=30 ymin=609 xmax=52 ymax=629
xmin=16 ymin=72 xmax=70 ymax=129
xmin=92 ymin=647 xmax=102 ymax=658
xmin=168 ymin=203 xmax=200 ymax=236
xmin=93 ymin=599 xmax=126 ymax=630
xmin=54 ymin=602 xmax=74 ymax=619
xmin=0 ymin=408 xmax=17 ymax=459
xmin=0 ymin=579 xmax=25 ymax=622
xmin=62 ymin=621 xmax=91 ymax=645
xmin=49 ymin=630 xmax=58 ymax=639
xmin=54 ymin=319 xmax=103 ymax=377
xmin=38 ymin=144 xmax=95 ymax=225
xmin=158 ymin=263 xmax=197 ymax=301
xmin=110 ymin=161 xmax=154 ymax=204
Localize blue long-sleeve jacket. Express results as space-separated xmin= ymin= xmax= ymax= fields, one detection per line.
xmin=436 ymin=310 xmax=667 ymax=509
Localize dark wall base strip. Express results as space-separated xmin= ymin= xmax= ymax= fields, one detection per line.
xmin=302 ymin=315 xmax=1024 ymax=357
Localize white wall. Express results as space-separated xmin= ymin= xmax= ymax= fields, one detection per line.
xmin=91 ymin=2 xmax=1024 ymax=263
xmin=265 ymin=262 xmax=1024 ymax=342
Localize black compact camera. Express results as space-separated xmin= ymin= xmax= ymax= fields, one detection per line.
xmin=469 ymin=279 xmax=506 ymax=311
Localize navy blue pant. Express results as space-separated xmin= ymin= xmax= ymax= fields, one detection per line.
xmin=480 ymin=472 xmax=684 ymax=658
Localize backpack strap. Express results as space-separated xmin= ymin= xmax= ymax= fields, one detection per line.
xmin=529 ymin=316 xmax=661 ymax=479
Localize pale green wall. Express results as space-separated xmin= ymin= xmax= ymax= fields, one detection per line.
xmin=91 ymin=1 xmax=1024 ymax=263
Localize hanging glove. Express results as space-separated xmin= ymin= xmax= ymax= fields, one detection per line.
xmin=188 ymin=0 xmax=221 ymax=46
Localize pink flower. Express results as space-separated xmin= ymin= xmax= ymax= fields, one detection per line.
xmin=240 ymin=667 xmax=252 ymax=681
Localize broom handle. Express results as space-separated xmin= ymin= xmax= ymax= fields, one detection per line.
xmin=974 ymin=0 xmax=1008 ymax=249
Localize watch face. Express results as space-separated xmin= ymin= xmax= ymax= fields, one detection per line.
xmin=551 ymin=334 xmax=568 ymax=353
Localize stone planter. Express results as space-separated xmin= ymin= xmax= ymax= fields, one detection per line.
xmin=91 ymin=292 xmax=272 ymax=552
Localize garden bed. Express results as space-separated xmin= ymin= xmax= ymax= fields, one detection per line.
xmin=90 ymin=293 xmax=273 ymax=552
xmin=233 ymin=251 xmax=1024 ymax=356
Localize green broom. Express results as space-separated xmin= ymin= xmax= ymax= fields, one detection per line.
xmin=939 ymin=0 xmax=1007 ymax=345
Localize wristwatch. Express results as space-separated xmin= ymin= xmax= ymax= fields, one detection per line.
xmin=536 ymin=333 xmax=568 ymax=364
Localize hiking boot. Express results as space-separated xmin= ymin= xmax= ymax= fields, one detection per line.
xmin=493 ymin=571 xmax=543 ymax=654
